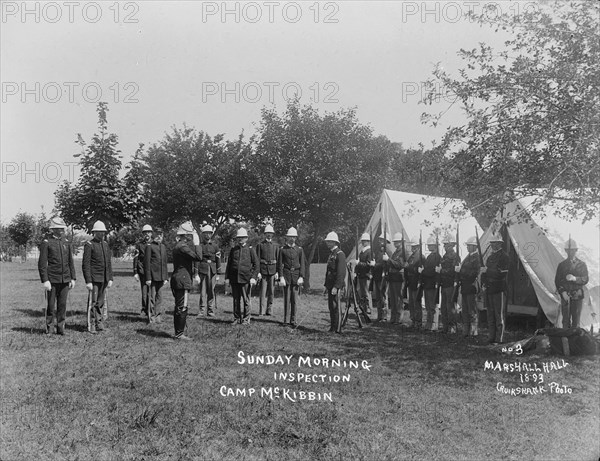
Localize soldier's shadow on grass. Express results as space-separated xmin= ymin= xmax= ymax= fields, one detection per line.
xmin=136 ymin=329 xmax=173 ymax=339
xmin=11 ymin=326 xmax=46 ymax=335
xmin=65 ymin=323 xmax=88 ymax=332
xmin=16 ymin=308 xmax=44 ymax=318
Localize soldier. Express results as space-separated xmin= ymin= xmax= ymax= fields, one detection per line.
xmin=555 ymin=238 xmax=589 ymax=328
xmin=256 ymin=224 xmax=280 ymax=316
xmin=82 ymin=220 xmax=113 ymax=334
xmin=277 ymin=227 xmax=305 ymax=326
xmin=456 ymin=236 xmax=481 ymax=337
xmin=170 ymin=222 xmax=203 ymax=340
xmin=225 ymin=228 xmax=258 ymax=325
xmin=372 ymin=234 xmax=390 ymax=322
xmin=38 ymin=216 xmax=76 ymax=335
xmin=324 ymin=232 xmax=346 ymax=333
xmin=419 ymin=235 xmax=441 ymax=331
xmin=133 ymin=224 xmax=153 ymax=317
xmin=386 ymin=232 xmax=407 ymax=324
xmin=439 ymin=235 xmax=461 ymax=333
xmin=144 ymin=228 xmax=169 ymax=324
xmin=194 ymin=224 xmax=221 ymax=317
xmin=480 ymin=233 xmax=509 ymax=344
xmin=405 ymin=239 xmax=422 ymax=330
xmin=354 ymin=233 xmax=373 ymax=315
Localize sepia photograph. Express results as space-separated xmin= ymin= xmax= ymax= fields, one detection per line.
xmin=1 ymin=1 xmax=599 ymax=460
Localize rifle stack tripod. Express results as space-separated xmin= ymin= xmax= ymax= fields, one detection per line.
xmin=341 ymin=226 xmax=372 ymax=330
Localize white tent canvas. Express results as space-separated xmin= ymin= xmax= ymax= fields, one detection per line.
xmin=480 ymin=195 xmax=600 ymax=330
xmin=350 ymin=189 xmax=483 ymax=260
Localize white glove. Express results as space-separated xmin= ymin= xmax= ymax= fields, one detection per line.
xmin=561 ymin=292 xmax=570 ymax=302
xmin=274 ymin=273 xmax=279 ymax=281
xmin=257 ymin=273 xmax=262 ymax=281
xmin=480 ymin=267 xmax=487 ymax=274
xmin=250 ymin=278 xmax=256 ymax=286
xmin=192 ymin=232 xmax=200 ymax=246
xmin=298 ymin=277 xmax=304 ymax=286
xmin=43 ymin=281 xmax=52 ymax=291
xmin=454 ymin=265 xmax=461 ymax=272
xmin=86 ymin=283 xmax=93 ymax=291
xmin=107 ymin=280 xmax=113 ymax=288
xmin=134 ymin=274 xmax=140 ymax=282
xmin=68 ymin=280 xmax=75 ymax=289
xmin=399 ymin=269 xmax=404 ymax=275
xmin=279 ymin=278 xmax=287 ymax=287
xmin=435 ymin=265 xmax=441 ymax=273
xmin=331 ymin=287 xmax=338 ymax=296
xmin=216 ymin=275 xmax=220 ymax=282
xmin=225 ymin=279 xmax=229 ymax=285
xmin=146 ymin=280 xmax=152 ymax=286
xmin=418 ymin=267 xmax=424 ymax=274
xmin=382 ymin=254 xmax=389 ymax=261
xmin=194 ymin=275 xmax=201 ymax=284
xmin=163 ymin=280 xmax=168 ymax=285
xmin=565 ymin=274 xmax=576 ymax=282
xmin=369 ymin=260 xmax=376 ymax=267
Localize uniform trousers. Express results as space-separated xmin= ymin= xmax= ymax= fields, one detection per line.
xmin=440 ymin=286 xmax=456 ymax=332
xmin=148 ymin=281 xmax=164 ymax=321
xmin=373 ymin=277 xmax=388 ymax=320
xmin=231 ymin=283 xmax=251 ymax=323
xmin=259 ymin=274 xmax=275 ymax=315
xmin=87 ymin=282 xmax=108 ymax=331
xmin=198 ymin=273 xmax=216 ymax=315
xmin=461 ymin=293 xmax=478 ymax=335
xmin=139 ymin=279 xmax=149 ymax=313
xmin=356 ymin=277 xmax=372 ymax=312
xmin=408 ymin=287 xmax=422 ymax=328
xmin=561 ymin=297 xmax=583 ymax=328
xmin=388 ymin=280 xmax=403 ymax=323
xmin=45 ymin=283 xmax=70 ymax=333
xmin=172 ymin=289 xmax=189 ymax=337
xmin=424 ymin=288 xmax=437 ymax=329
xmin=487 ymin=291 xmax=507 ymax=343
xmin=328 ymin=290 xmax=342 ymax=333
xmin=283 ymin=285 xmax=299 ymax=324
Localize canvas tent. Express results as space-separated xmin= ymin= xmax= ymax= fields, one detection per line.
xmin=480 ymin=195 xmax=600 ymax=330
xmin=350 ymin=189 xmax=483 ymax=260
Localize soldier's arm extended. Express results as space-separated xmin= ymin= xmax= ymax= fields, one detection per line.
xmin=38 ymin=240 xmax=49 ymax=282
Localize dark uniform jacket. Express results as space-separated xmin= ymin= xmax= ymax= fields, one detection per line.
xmin=458 ymin=251 xmax=480 ymax=295
xmin=278 ymin=244 xmax=305 ymax=285
xmin=144 ymin=241 xmax=169 ymax=282
xmin=256 ymin=240 xmax=280 ymax=276
xmin=405 ymin=250 xmax=422 ymax=290
xmin=83 ymin=238 xmax=113 ymax=284
xmin=355 ymin=246 xmax=372 ymax=279
xmin=225 ymin=244 xmax=258 ymax=284
xmin=325 ymin=247 xmax=346 ymax=290
xmin=38 ymin=236 xmax=76 ymax=284
xmin=372 ymin=244 xmax=388 ymax=281
xmin=421 ymin=252 xmax=441 ymax=290
xmin=171 ymin=241 xmax=202 ymax=290
xmin=387 ymin=248 xmax=406 ymax=283
xmin=195 ymin=241 xmax=221 ymax=277
xmin=555 ymin=257 xmax=588 ymax=299
xmin=483 ymin=249 xmax=509 ymax=294
xmin=133 ymin=242 xmax=149 ymax=279
xmin=440 ymin=250 xmax=461 ymax=288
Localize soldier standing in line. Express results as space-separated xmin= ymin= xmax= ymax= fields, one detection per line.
xmin=277 ymin=227 xmax=305 ymax=326
xmin=170 ymin=222 xmax=203 ymax=340
xmin=419 ymin=235 xmax=441 ymax=331
xmin=439 ymin=235 xmax=461 ymax=334
xmin=555 ymin=238 xmax=589 ymax=329
xmin=480 ymin=233 xmax=509 ymax=344
xmin=372 ymin=234 xmax=390 ymax=322
xmin=83 ymin=220 xmax=113 ymax=334
xmin=405 ymin=239 xmax=422 ymax=330
xmin=133 ymin=224 xmax=153 ymax=317
xmin=324 ymin=232 xmax=346 ymax=333
xmin=456 ymin=236 xmax=481 ymax=337
xmin=354 ymin=233 xmax=373 ymax=315
xmin=256 ymin=224 xmax=280 ymax=317
xmin=38 ymin=216 xmax=76 ymax=336
xmin=144 ymin=228 xmax=169 ymax=324
xmin=386 ymin=232 xmax=407 ymax=324
xmin=194 ymin=224 xmax=221 ymax=318
xmin=225 ymin=228 xmax=258 ymax=325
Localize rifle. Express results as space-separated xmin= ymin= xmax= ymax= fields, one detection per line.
xmin=475 ymin=227 xmax=486 ymax=307
xmin=401 ymin=232 xmax=408 ymax=301
xmin=435 ymin=233 xmax=440 ymax=304
xmin=416 ymin=230 xmax=424 ymax=304
xmin=452 ymin=226 xmax=460 ymax=303
xmin=368 ymin=225 xmax=374 ymax=292
xmin=342 ymin=228 xmax=372 ymax=328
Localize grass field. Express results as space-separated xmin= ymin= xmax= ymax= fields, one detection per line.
xmin=1 ymin=261 xmax=599 ymax=461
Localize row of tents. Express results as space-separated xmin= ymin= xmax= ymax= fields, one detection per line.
xmin=353 ymin=189 xmax=599 ymax=330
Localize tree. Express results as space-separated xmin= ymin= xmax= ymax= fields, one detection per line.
xmin=422 ymin=1 xmax=599 ymax=223
xmin=245 ymin=99 xmax=397 ymax=286
xmin=141 ymin=126 xmax=253 ymax=231
xmin=7 ymin=212 xmax=35 ymax=261
xmin=0 ymin=224 xmax=20 ymax=261
xmin=54 ymin=102 xmax=147 ymax=232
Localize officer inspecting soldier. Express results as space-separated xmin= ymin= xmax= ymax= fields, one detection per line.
xmin=133 ymin=224 xmax=153 ymax=317
xmin=555 ymin=238 xmax=589 ymax=328
xmin=194 ymin=224 xmax=221 ymax=318
xmin=256 ymin=224 xmax=280 ymax=317
xmin=83 ymin=220 xmax=113 ymax=334
xmin=38 ymin=216 xmax=76 ymax=335
xmin=277 ymin=227 xmax=305 ymax=327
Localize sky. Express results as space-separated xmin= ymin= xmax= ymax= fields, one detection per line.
xmin=1 ymin=0 xmax=529 ymax=222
